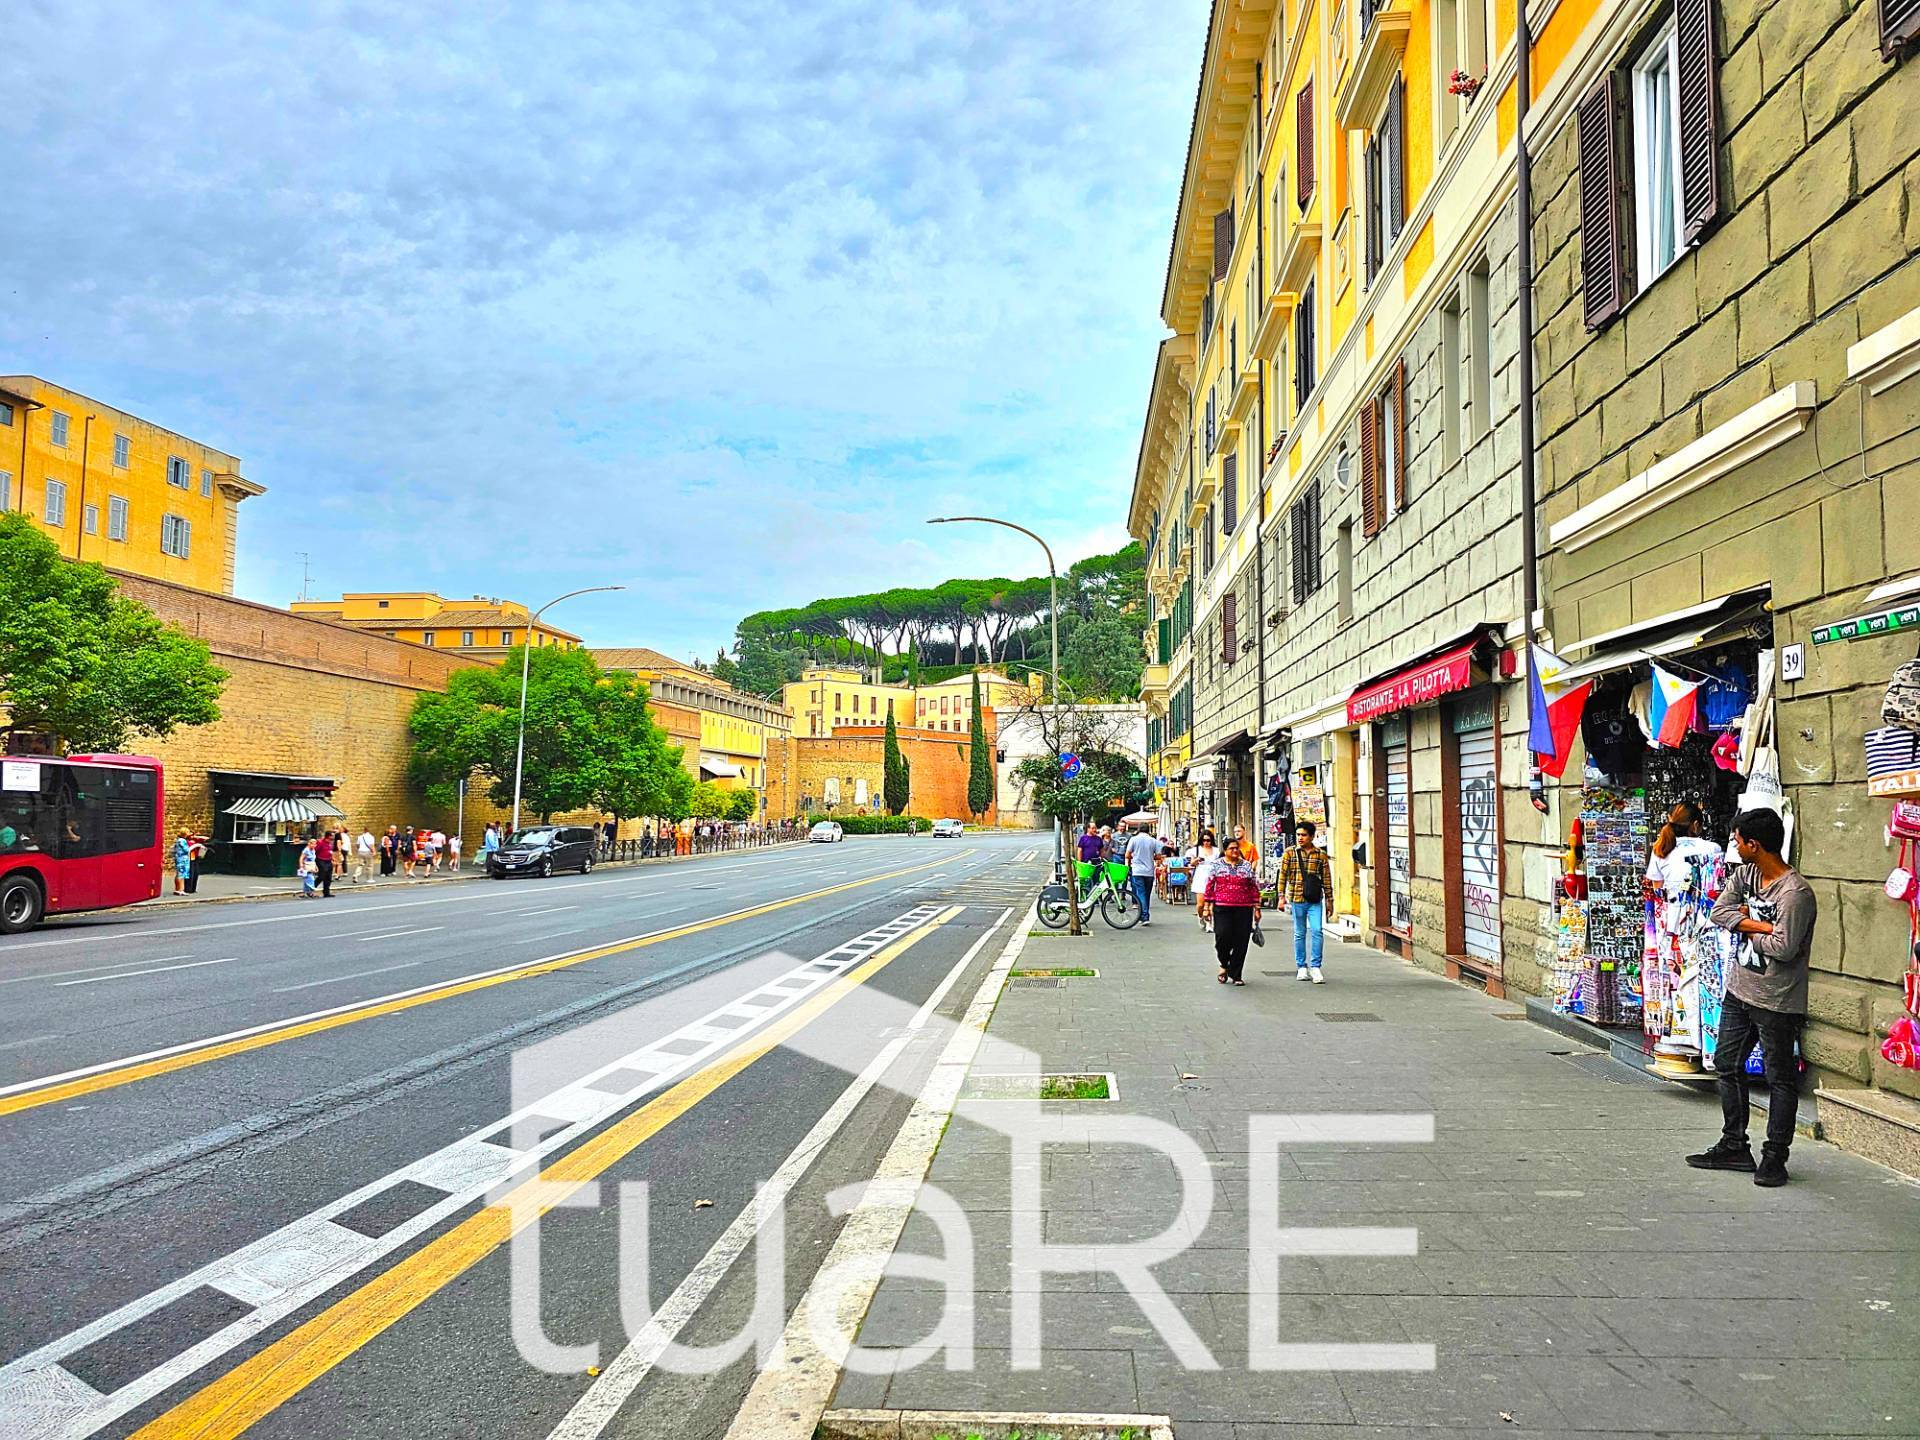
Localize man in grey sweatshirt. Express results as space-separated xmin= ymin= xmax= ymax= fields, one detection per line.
xmin=1687 ymin=808 xmax=1816 ymax=1187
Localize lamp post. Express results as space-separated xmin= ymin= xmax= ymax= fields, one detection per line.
xmin=928 ymin=515 xmax=1079 ymax=934
xmin=511 ymin=585 xmax=624 ymax=831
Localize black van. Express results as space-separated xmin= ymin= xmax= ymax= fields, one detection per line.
xmin=487 ymin=825 xmax=599 ymax=878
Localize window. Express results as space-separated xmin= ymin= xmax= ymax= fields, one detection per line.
xmin=1289 ymin=481 xmax=1323 ymax=604
xmin=1467 ymin=256 xmax=1492 ymax=440
xmin=1337 ymin=519 xmax=1356 ymax=625
xmin=1296 ymin=78 xmax=1316 ymax=207
xmin=165 ymin=455 xmax=191 ymax=489
xmin=377 ymin=599 xmax=390 ymax=608
xmin=1364 ymin=80 xmax=1407 ymax=285
xmin=83 ymin=504 xmax=98 ymax=535
xmin=113 ymin=433 xmax=130 ymax=468
xmin=50 ymin=412 xmax=69 ymax=448
xmin=1222 ymin=452 xmax=1239 ymax=535
xmin=1213 ymin=205 xmax=1235 ymax=283
xmin=1361 ymin=361 xmax=1409 ymax=536
xmin=44 ymin=478 xmax=67 ymax=526
xmin=1885 ymin=0 xmax=1920 ymax=57
xmin=1577 ymin=1 xmax=1721 ymax=329
xmin=422 ymin=632 xmax=437 ymax=647
xmin=501 ymin=630 xmax=512 ymax=646
xmin=160 ymin=513 xmax=190 ymax=557
xmin=1203 ymin=504 xmax=1216 ymax=572
xmin=1440 ymin=292 xmax=1463 ymax=465
xmin=1293 ymin=278 xmax=1317 ymax=410
xmin=1221 ymin=590 xmax=1238 ymax=666
xmin=461 ymin=631 xmax=475 ymax=647
xmin=201 ymin=469 xmax=213 ymax=497
xmin=0 ymin=472 xmax=9 ymax=510
xmin=108 ymin=495 xmax=128 ymax=541
xmin=0 ymin=402 xmax=12 ymax=425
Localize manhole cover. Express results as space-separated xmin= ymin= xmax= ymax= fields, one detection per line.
xmin=1315 ymin=1012 xmax=1383 ymax=1022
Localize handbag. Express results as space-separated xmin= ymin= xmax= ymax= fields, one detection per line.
xmin=1882 ymin=659 xmax=1920 ymax=731
xmin=1890 ymin=800 xmax=1920 ymax=842
xmin=1887 ymin=839 xmax=1919 ymax=904
xmin=1250 ymin=916 xmax=1266 ymax=947
xmin=1866 ymin=725 xmax=1920 ymax=797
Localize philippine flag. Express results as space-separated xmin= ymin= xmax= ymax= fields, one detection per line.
xmin=1527 ymin=645 xmax=1593 ymax=779
xmin=1649 ymin=665 xmax=1704 ymax=747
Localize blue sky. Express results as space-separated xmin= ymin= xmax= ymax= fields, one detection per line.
xmin=3 ymin=0 xmax=1207 ymax=657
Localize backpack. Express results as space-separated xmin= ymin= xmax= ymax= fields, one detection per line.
xmin=1885 ymin=660 xmax=1920 ymax=732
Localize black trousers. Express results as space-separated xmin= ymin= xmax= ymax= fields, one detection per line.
xmin=1213 ymin=905 xmax=1255 ymax=981
xmin=380 ymin=851 xmax=395 ymax=876
xmin=183 ymin=859 xmax=199 ymax=895
xmin=317 ymin=858 xmax=334 ymax=897
xmin=1715 ymin=991 xmax=1803 ymax=1154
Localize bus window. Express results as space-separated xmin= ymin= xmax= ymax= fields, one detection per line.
xmin=101 ymin=767 xmax=158 ymax=855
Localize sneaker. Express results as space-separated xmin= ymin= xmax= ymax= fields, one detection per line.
xmin=1296 ymin=967 xmax=1310 ymax=982
xmin=1754 ymin=1150 xmax=1790 ymax=1187
xmin=1309 ymin=967 xmax=1325 ymax=983
xmin=1684 ymin=1138 xmax=1757 ymax=1172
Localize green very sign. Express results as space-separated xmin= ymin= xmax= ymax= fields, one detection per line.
xmin=1811 ymin=603 xmax=1920 ymax=645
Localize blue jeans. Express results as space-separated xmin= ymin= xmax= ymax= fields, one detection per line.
xmin=1129 ymin=874 xmax=1153 ymax=921
xmin=1290 ymin=901 xmax=1324 ymax=967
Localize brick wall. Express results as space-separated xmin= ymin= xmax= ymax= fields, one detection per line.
xmin=782 ymin=721 xmax=997 ymax=822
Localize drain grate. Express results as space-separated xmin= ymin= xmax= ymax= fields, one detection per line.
xmin=1011 ymin=977 xmax=1063 ymax=989
xmin=1315 ymin=1012 xmax=1383 ymax=1023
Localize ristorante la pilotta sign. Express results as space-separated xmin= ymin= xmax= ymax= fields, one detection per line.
xmin=1346 ymin=641 xmax=1480 ymax=725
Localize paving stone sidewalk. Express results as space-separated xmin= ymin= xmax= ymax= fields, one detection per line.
xmin=832 ymin=909 xmax=1920 ymax=1437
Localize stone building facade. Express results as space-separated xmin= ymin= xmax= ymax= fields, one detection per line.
xmin=772 ymin=718 xmax=999 ymax=825
xmin=1529 ymin=0 xmax=1920 ymax=1163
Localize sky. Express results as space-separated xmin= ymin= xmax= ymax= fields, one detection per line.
xmin=2 ymin=0 xmax=1209 ymax=657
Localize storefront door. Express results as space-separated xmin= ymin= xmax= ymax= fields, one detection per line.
xmin=1453 ymin=704 xmax=1501 ymax=966
xmin=1382 ymin=717 xmax=1412 ymax=935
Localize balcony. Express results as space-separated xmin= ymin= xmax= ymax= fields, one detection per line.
xmin=1188 ymin=466 xmax=1219 ymax=525
xmin=1252 ymin=290 xmax=1297 ymax=360
xmin=1141 ymin=662 xmax=1171 ymax=713
xmin=1276 ymin=220 xmax=1323 ymax=297
xmin=1228 ymin=364 xmax=1260 ymax=426
xmin=1336 ymin=2 xmax=1412 ymax=132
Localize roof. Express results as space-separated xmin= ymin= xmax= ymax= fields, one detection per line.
xmin=334 ymin=610 xmax=582 ymax=640
xmin=592 ymin=647 xmax=707 ymax=676
xmin=0 ymin=374 xmax=245 ymax=469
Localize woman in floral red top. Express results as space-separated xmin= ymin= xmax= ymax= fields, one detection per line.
xmin=1209 ymin=839 xmax=1263 ymax=986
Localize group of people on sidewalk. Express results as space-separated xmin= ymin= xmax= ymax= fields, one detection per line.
xmin=297 ymin=824 xmax=473 ymax=898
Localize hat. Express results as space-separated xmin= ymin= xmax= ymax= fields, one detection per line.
xmin=1710 ymin=730 xmax=1742 ymax=772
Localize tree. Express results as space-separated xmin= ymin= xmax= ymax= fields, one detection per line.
xmin=409 ymin=647 xmax=683 ymax=822
xmin=1063 ymin=615 xmax=1145 ymax=701
xmin=0 ymin=513 xmax=226 ymax=752
xmin=688 ymin=782 xmax=732 ymax=819
xmin=882 ymin=702 xmax=909 ymax=815
xmin=723 ymin=788 xmax=757 ymax=822
xmin=966 ymin=673 xmax=994 ymax=820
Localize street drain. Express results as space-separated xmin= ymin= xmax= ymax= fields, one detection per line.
xmin=818 ymin=1410 xmax=1174 ymax=1440
xmin=1011 ymin=977 xmax=1063 ymax=988
xmin=1011 ymin=967 xmax=1099 ymax=978
xmin=1315 ymin=1012 xmax=1383 ymax=1022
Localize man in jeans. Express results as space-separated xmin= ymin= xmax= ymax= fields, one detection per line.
xmin=1688 ymin=808 xmax=1816 ymax=1187
xmin=1277 ymin=820 xmax=1333 ymax=983
xmin=1124 ymin=824 xmax=1162 ymax=926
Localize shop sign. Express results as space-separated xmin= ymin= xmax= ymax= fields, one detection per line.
xmin=1347 ymin=643 xmax=1478 ymax=725
xmin=1811 ymin=603 xmax=1920 ymax=645
xmin=1449 ymin=689 xmax=1498 ymax=734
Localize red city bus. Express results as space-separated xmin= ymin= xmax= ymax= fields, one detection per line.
xmin=0 ymin=754 xmax=166 ymax=933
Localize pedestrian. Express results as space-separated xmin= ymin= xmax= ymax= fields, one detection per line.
xmin=1190 ymin=829 xmax=1221 ymax=933
xmin=1687 ymin=808 xmax=1816 ymax=1187
xmin=185 ymin=834 xmax=205 ymax=894
xmin=380 ymin=825 xmax=399 ymax=877
xmin=1124 ymin=823 xmax=1162 ymax=926
xmin=604 ymin=817 xmax=617 ymax=858
xmin=313 ymin=829 xmax=336 ymax=898
xmin=298 ymin=836 xmax=319 ymax=898
xmin=1232 ymin=823 xmax=1261 ymax=871
xmin=448 ymin=831 xmax=462 ymax=870
xmin=402 ymin=826 xmax=417 ymax=878
xmin=356 ymin=826 xmax=376 ymax=883
xmin=1075 ymin=821 xmax=1103 ymax=893
xmin=172 ymin=829 xmax=193 ymax=896
xmin=1278 ymin=820 xmax=1334 ymax=983
xmin=1209 ymin=838 xmax=1262 ymax=986
xmin=430 ymin=828 xmax=447 ymax=871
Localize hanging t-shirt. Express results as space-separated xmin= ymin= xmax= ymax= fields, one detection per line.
xmin=1698 ymin=660 xmax=1753 ymax=730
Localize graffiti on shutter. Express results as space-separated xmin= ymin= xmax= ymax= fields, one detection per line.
xmin=1575 ymin=73 xmax=1630 ymax=329
xmin=1675 ymin=0 xmax=1722 ymax=244
xmin=1360 ymin=394 xmax=1382 ymax=537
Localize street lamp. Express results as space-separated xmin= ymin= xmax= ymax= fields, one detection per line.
xmin=928 ymin=515 xmax=1079 ymax=933
xmin=511 ymin=584 xmax=625 ymax=830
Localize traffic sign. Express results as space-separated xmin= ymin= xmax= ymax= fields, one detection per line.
xmin=1060 ymin=752 xmax=1082 ymax=779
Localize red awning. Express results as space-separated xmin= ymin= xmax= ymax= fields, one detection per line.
xmin=1346 ymin=641 xmax=1480 ymax=725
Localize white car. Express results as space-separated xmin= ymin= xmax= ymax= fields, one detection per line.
xmin=809 ymin=821 xmax=844 ymax=843
xmin=930 ymin=818 xmax=964 ymax=838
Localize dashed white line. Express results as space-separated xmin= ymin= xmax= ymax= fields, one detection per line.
xmin=0 ymin=954 xmax=199 ymax=987
xmin=354 ymin=926 xmax=444 ymax=943
xmin=511 ymin=906 xmax=578 ymax=919
xmin=55 ymin=958 xmax=236 ymax=988
xmin=271 ymin=961 xmax=425 ymax=994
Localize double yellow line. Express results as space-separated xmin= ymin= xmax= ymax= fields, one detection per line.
xmin=131 ymin=904 xmax=963 ymax=1440
xmin=1 ymin=854 xmax=955 ymax=1119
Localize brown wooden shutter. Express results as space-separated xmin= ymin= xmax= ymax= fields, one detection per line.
xmin=1393 ymin=358 xmax=1409 ymax=513
xmin=1675 ymin=0 xmax=1722 ymax=244
xmin=1576 ymin=73 xmax=1629 ymax=330
xmin=1222 ymin=591 xmax=1237 ymax=664
xmin=1222 ymin=451 xmax=1238 ymax=533
xmin=1213 ymin=206 xmax=1235 ymax=280
xmin=1360 ymin=395 xmax=1382 ymax=537
xmin=1883 ymin=0 xmax=1920 ymax=58
xmin=1296 ymin=80 xmax=1315 ymax=206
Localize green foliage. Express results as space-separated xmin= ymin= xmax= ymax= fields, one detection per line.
xmin=1062 ymin=615 xmax=1145 ymax=701
xmin=1013 ymin=749 xmax=1145 ymax=824
xmin=882 ymin=703 xmax=909 ymax=815
xmin=408 ymin=647 xmax=686 ymax=822
xmin=687 ymin=781 xmax=733 ymax=819
xmin=966 ymin=673 xmax=993 ymax=819
xmin=723 ymin=787 xmax=757 ymax=822
xmin=815 ymin=813 xmax=934 ymax=834
xmin=0 ymin=513 xmax=226 ymax=752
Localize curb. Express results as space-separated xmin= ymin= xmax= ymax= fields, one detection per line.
xmin=818 ymin=1409 xmax=1174 ymax=1440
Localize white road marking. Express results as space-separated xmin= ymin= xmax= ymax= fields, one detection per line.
xmin=511 ymin=906 xmax=578 ymax=918
xmin=548 ymin=906 xmax=1015 ymax=1440
xmin=55 ymin=958 xmax=237 ymax=988
xmin=0 ymin=1033 xmax=61 ymax=1054
xmin=0 ymin=906 xmax=956 ymax=1440
xmin=271 ymin=962 xmax=425 ymax=994
xmin=354 ymin=926 xmax=444 ymax=943
xmin=0 ymin=955 xmax=197 ymax=987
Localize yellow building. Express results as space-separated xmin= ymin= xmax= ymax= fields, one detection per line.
xmin=290 ymin=593 xmax=580 ymax=656
xmin=912 ymin=670 xmax=1038 ymax=733
xmin=782 ymin=665 xmax=915 ymax=739
xmin=0 ymin=375 xmax=264 ymax=594
xmin=593 ymin=650 xmax=792 ymax=813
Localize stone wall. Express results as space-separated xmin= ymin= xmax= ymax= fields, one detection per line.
xmin=1530 ymin=0 xmax=1920 ymax=1097
xmin=779 ymin=719 xmax=998 ymax=824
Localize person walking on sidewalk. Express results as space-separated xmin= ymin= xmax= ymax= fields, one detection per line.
xmin=1687 ymin=808 xmax=1816 ymax=1187
xmin=1209 ymin=839 xmax=1262 ymax=986
xmin=1190 ymin=829 xmax=1220 ymax=933
xmin=1124 ymin=824 xmax=1162 ymax=926
xmin=447 ymin=831 xmax=462 ymax=871
xmin=313 ymin=830 xmax=336 ymax=898
xmin=298 ymin=837 xmax=319 ymax=899
xmin=1279 ymin=820 xmax=1334 ymax=983
xmin=380 ymin=825 xmax=399 ymax=878
xmin=355 ymin=827 xmax=375 ymax=884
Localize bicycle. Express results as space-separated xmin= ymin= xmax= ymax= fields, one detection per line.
xmin=1036 ymin=860 xmax=1141 ymax=931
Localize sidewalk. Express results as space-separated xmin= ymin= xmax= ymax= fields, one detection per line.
xmin=827 ymin=907 xmax=1920 ymax=1438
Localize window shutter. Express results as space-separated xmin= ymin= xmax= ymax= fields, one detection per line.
xmin=1213 ymin=206 xmax=1235 ymax=280
xmin=1222 ymin=591 xmax=1237 ymax=664
xmin=1393 ymin=357 xmax=1409 ymax=512
xmin=1222 ymin=452 xmax=1238 ymax=533
xmin=1575 ymin=73 xmax=1630 ymax=330
xmin=1360 ymin=395 xmax=1382 ymax=537
xmin=1364 ymin=136 xmax=1381 ymax=284
xmin=1307 ymin=482 xmax=1323 ymax=592
xmin=1289 ymin=505 xmax=1305 ymax=606
xmin=1296 ymin=80 xmax=1315 ymax=206
xmin=1675 ymin=0 xmax=1722 ymax=244
xmin=1387 ymin=79 xmax=1405 ymax=240
xmin=1883 ymin=0 xmax=1920 ymax=58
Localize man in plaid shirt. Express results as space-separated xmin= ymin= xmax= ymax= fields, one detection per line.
xmin=1278 ymin=820 xmax=1334 ymax=983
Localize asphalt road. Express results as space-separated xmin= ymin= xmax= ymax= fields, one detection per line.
xmin=0 ymin=830 xmax=1052 ymax=1439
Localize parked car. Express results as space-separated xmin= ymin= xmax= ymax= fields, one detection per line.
xmin=488 ymin=825 xmax=599 ymax=878
xmin=931 ymin=818 xmax=964 ymax=838
xmin=808 ymin=821 xmax=844 ymax=843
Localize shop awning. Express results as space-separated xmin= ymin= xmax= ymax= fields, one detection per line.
xmin=1551 ymin=590 xmax=1771 ymax=686
xmin=699 ymin=756 xmax=744 ymax=779
xmin=1190 ymin=728 xmax=1253 ymax=760
xmin=1347 ymin=641 xmax=1481 ymax=724
xmin=224 ymin=796 xmax=339 ymax=823
xmin=1562 ymin=589 xmax=1768 ymax=656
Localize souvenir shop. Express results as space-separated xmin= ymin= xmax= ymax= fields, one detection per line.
xmin=1539 ymin=593 xmax=1775 ymax=1077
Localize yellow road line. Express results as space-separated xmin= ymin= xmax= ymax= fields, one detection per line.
xmin=0 ymin=857 xmax=956 ymax=1119
xmin=130 ymin=904 xmax=964 ymax=1440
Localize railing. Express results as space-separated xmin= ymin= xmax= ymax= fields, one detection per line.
xmin=598 ymin=824 xmax=809 ymax=862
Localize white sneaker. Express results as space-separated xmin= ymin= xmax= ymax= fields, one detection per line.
xmin=1309 ymin=968 xmax=1326 ymax=984
xmin=1296 ymin=967 xmax=1310 ymax=981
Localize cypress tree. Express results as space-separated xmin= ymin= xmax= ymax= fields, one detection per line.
xmin=967 ymin=673 xmax=994 ymax=820
xmin=883 ymin=702 xmax=909 ymax=815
